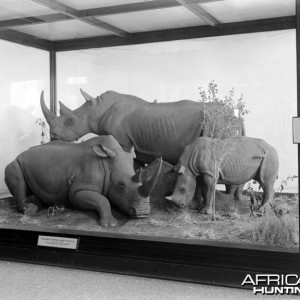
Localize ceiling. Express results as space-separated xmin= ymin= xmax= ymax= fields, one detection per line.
xmin=0 ymin=0 xmax=296 ymax=48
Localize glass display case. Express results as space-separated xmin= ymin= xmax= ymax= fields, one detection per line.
xmin=0 ymin=0 xmax=299 ymax=290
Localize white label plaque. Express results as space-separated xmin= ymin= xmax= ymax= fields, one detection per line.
xmin=37 ymin=235 xmax=79 ymax=249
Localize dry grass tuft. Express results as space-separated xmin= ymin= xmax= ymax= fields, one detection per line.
xmin=168 ymin=209 xmax=195 ymax=225
xmin=19 ymin=215 xmax=42 ymax=226
xmin=251 ymin=214 xmax=299 ymax=248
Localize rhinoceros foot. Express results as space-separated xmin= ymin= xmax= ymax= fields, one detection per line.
xmin=256 ymin=204 xmax=267 ymax=214
xmin=99 ymin=215 xmax=118 ymax=228
xmin=23 ymin=203 xmax=38 ymax=215
xmin=199 ymin=206 xmax=213 ymax=215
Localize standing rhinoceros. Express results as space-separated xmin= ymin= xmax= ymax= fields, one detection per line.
xmin=165 ymin=136 xmax=279 ymax=214
xmin=40 ymin=90 xmax=245 ymax=200
xmin=5 ymin=135 xmax=162 ymax=227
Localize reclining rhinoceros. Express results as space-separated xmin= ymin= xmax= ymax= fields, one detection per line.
xmin=165 ymin=136 xmax=279 ymax=214
xmin=40 ymin=90 xmax=245 ymax=200
xmin=5 ymin=135 xmax=162 ymax=227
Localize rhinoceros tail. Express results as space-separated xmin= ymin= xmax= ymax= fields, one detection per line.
xmin=252 ymin=152 xmax=266 ymax=159
xmin=67 ymin=174 xmax=76 ymax=186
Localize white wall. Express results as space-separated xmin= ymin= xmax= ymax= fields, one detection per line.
xmin=0 ymin=40 xmax=49 ymax=198
xmin=57 ymin=29 xmax=297 ymax=192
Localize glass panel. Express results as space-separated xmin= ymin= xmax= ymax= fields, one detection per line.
xmin=99 ymin=7 xmax=206 ymax=33
xmin=55 ymin=29 xmax=299 ymax=251
xmin=17 ymin=20 xmax=110 ymax=41
xmin=58 ymin=0 xmax=145 ymax=10
xmin=1 ymin=30 xmax=298 ymax=252
xmin=0 ymin=0 xmax=54 ymax=21
xmin=0 ymin=40 xmax=49 ymax=198
xmin=201 ymin=0 xmax=296 ymax=23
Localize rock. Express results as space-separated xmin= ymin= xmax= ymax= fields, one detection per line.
xmin=142 ymin=160 xmax=175 ymax=198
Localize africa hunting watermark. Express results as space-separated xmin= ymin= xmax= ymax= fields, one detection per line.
xmin=241 ymin=274 xmax=300 ymax=295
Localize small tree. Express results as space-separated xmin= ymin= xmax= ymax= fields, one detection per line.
xmin=35 ymin=118 xmax=50 ymax=144
xmin=199 ymin=80 xmax=249 ymax=220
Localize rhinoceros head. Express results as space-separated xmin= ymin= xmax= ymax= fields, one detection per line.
xmin=40 ymin=90 xmax=97 ymax=142
xmin=93 ymin=143 xmax=162 ymax=218
xmin=165 ymin=165 xmax=196 ymax=208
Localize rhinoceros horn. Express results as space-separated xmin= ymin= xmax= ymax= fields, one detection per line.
xmin=80 ymin=89 xmax=95 ymax=104
xmin=59 ymin=101 xmax=73 ymax=115
xmin=40 ymin=91 xmax=55 ymax=124
xmin=138 ymin=157 xmax=162 ymax=198
xmin=131 ymin=168 xmax=142 ymax=183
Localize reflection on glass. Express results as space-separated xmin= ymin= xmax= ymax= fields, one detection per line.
xmin=0 ymin=40 xmax=49 ymax=200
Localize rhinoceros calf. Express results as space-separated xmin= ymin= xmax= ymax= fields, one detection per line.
xmin=166 ymin=136 xmax=279 ymax=214
xmin=5 ymin=135 xmax=161 ymax=227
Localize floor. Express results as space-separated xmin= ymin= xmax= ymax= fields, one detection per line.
xmin=0 ymin=260 xmax=282 ymax=300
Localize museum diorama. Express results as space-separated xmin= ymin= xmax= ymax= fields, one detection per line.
xmin=0 ymin=0 xmax=299 ymax=288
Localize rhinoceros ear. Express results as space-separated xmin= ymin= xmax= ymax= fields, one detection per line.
xmin=130 ymin=146 xmax=136 ymax=159
xmin=177 ymin=165 xmax=186 ymax=175
xmin=92 ymin=144 xmax=116 ymax=158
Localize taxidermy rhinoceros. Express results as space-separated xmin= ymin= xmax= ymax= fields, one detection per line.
xmin=4 ymin=135 xmax=162 ymax=227
xmin=41 ymin=90 xmax=245 ymax=164
xmin=40 ymin=90 xmax=245 ymax=199
xmin=165 ymin=136 xmax=279 ymax=214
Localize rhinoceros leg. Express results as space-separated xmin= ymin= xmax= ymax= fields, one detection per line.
xmin=234 ymin=184 xmax=244 ymax=201
xmin=258 ymin=175 xmax=276 ymax=209
xmin=193 ymin=177 xmax=204 ymax=209
xmin=4 ymin=161 xmax=33 ymax=213
xmin=70 ymin=190 xmax=118 ymax=227
xmin=226 ymin=184 xmax=244 ymax=201
xmin=259 ymin=182 xmax=275 ymax=209
xmin=200 ymin=174 xmax=215 ymax=215
xmin=225 ymin=184 xmax=236 ymax=196
xmin=257 ymin=151 xmax=278 ymax=209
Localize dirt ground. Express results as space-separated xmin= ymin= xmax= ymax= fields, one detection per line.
xmin=0 ymin=190 xmax=298 ymax=251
